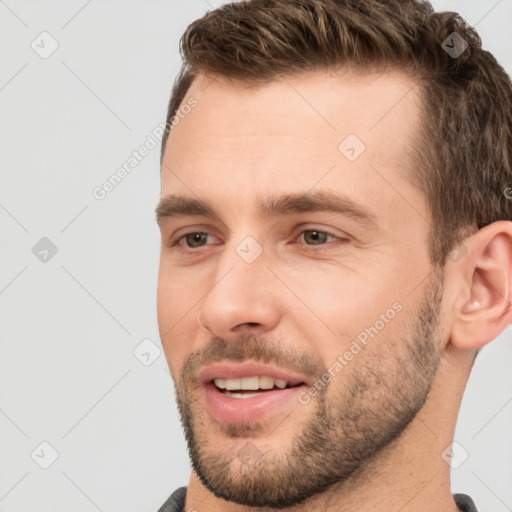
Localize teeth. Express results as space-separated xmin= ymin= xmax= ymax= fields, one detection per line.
xmin=274 ymin=378 xmax=287 ymax=389
xmin=224 ymin=391 xmax=261 ymax=399
xmin=225 ymin=378 xmax=241 ymax=390
xmin=259 ymin=376 xmax=274 ymax=389
xmin=213 ymin=376 xmax=291 ymax=391
xmin=214 ymin=379 xmax=226 ymax=389
xmin=241 ymin=376 xmax=259 ymax=390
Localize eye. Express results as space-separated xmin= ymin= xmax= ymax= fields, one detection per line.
xmin=173 ymin=231 xmax=219 ymax=249
xmin=297 ymin=229 xmax=340 ymax=246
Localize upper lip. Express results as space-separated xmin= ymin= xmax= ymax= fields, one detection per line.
xmin=198 ymin=362 xmax=309 ymax=387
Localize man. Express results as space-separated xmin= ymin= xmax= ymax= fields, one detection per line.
xmin=155 ymin=0 xmax=512 ymax=510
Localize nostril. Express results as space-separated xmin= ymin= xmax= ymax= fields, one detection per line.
xmin=235 ymin=322 xmax=260 ymax=329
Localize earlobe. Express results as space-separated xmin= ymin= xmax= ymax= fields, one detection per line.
xmin=450 ymin=221 xmax=512 ymax=351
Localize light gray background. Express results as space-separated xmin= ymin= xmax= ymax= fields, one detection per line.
xmin=1 ymin=1 xmax=511 ymax=511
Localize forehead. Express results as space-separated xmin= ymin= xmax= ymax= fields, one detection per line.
xmin=162 ymin=69 xmax=422 ymax=207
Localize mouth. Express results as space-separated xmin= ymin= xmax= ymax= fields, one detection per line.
xmin=212 ymin=375 xmax=302 ymax=398
xmin=199 ymin=363 xmax=309 ymax=424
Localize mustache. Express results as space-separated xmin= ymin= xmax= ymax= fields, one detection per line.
xmin=180 ymin=335 xmax=325 ymax=387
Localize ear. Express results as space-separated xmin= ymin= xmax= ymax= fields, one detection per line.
xmin=449 ymin=221 xmax=512 ymax=350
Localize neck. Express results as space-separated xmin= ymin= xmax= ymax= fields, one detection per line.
xmin=184 ymin=346 xmax=473 ymax=512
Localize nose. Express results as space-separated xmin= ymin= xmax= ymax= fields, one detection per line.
xmin=197 ymin=242 xmax=282 ymax=338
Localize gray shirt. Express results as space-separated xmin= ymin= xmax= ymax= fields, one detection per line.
xmin=157 ymin=487 xmax=479 ymax=511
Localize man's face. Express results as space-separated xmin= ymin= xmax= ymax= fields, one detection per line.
xmin=157 ymin=71 xmax=446 ymax=508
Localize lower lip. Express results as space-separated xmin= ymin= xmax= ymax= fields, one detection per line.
xmin=203 ymin=382 xmax=306 ymax=424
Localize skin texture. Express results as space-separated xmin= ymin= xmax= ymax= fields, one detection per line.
xmin=156 ymin=70 xmax=512 ymax=512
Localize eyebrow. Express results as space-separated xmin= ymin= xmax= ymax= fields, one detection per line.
xmin=155 ymin=191 xmax=379 ymax=229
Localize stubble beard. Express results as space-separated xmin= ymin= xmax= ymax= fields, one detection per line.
xmin=173 ymin=274 xmax=444 ymax=509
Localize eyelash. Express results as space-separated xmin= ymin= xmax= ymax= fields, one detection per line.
xmin=168 ymin=229 xmax=349 ymax=252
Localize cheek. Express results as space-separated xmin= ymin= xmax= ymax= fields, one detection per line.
xmin=285 ymin=265 xmax=396 ymax=328
xmin=157 ymin=267 xmax=204 ymax=372
xmin=157 ymin=263 xmax=204 ymax=326
xmin=281 ymin=264 xmax=410 ymax=364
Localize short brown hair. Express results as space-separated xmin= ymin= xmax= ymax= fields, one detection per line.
xmin=162 ymin=0 xmax=512 ymax=266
